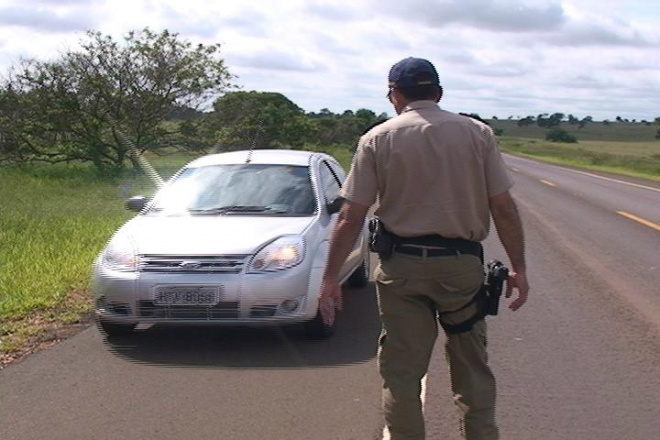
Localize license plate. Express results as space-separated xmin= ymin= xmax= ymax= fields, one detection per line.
xmin=154 ymin=286 xmax=220 ymax=306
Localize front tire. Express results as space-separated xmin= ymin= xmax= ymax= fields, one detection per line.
xmin=96 ymin=319 xmax=136 ymax=337
xmin=304 ymin=310 xmax=336 ymax=339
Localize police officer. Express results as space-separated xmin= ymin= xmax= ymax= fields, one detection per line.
xmin=319 ymin=57 xmax=529 ymax=440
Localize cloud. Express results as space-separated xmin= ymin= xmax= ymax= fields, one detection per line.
xmin=0 ymin=5 xmax=96 ymax=33
xmin=471 ymin=65 xmax=528 ymax=78
xmin=31 ymin=0 xmax=92 ymax=4
xmin=559 ymin=74 xmax=614 ymax=90
xmin=305 ymin=3 xmax=359 ymax=21
xmin=229 ymin=49 xmax=326 ymax=72
xmin=156 ymin=4 xmax=269 ymax=39
xmin=382 ymin=0 xmax=566 ymax=32
xmin=308 ymin=32 xmax=362 ymax=56
xmin=610 ymin=58 xmax=659 ymax=72
xmin=547 ymin=22 xmax=656 ymax=47
xmin=443 ymin=53 xmax=478 ymax=66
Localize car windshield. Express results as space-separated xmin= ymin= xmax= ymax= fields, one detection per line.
xmin=148 ymin=164 xmax=316 ymax=216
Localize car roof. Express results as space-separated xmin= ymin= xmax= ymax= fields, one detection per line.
xmin=186 ymin=150 xmax=321 ymax=168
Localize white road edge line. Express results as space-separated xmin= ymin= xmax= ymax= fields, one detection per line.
xmin=382 ymin=375 xmax=428 ymax=440
xmin=503 ymin=153 xmax=660 ymax=193
xmin=564 ymin=169 xmax=660 ymax=193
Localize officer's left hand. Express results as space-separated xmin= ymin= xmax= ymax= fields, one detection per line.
xmin=319 ymin=276 xmax=343 ymax=325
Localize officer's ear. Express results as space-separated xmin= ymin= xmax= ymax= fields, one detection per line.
xmin=436 ymin=86 xmax=444 ymax=103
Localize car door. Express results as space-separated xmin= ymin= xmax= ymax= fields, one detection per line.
xmin=318 ymin=159 xmax=363 ymax=281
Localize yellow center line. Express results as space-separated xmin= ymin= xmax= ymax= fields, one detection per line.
xmin=617 ymin=211 xmax=660 ymax=232
xmin=541 ymin=179 xmax=556 ymax=187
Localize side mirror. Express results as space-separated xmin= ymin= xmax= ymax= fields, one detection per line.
xmin=326 ymin=197 xmax=344 ymax=215
xmin=125 ymin=195 xmax=149 ymax=212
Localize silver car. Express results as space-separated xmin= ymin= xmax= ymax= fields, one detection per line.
xmin=92 ymin=149 xmax=370 ymax=338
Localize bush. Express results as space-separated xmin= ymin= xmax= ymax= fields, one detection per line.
xmin=546 ymin=128 xmax=578 ymax=143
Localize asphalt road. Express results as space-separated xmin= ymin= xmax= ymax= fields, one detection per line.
xmin=2 ymin=155 xmax=660 ymax=440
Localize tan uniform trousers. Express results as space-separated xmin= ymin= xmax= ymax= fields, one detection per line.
xmin=374 ymin=250 xmax=499 ymax=440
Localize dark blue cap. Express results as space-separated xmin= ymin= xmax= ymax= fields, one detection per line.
xmin=388 ymin=57 xmax=440 ymax=88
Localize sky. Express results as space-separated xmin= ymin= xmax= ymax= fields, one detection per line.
xmin=0 ymin=0 xmax=659 ymax=120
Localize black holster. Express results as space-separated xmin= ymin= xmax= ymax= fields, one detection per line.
xmin=439 ymin=260 xmax=509 ymax=335
xmin=368 ymin=218 xmax=396 ymax=259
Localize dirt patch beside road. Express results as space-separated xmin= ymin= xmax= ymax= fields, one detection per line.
xmin=0 ymin=291 xmax=94 ymax=369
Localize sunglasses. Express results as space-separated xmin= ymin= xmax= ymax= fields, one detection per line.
xmin=386 ymin=89 xmax=393 ymax=101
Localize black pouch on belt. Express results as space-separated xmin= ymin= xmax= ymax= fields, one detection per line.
xmin=368 ymin=218 xmax=396 ymax=259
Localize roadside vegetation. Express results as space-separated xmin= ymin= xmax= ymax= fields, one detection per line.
xmin=0 ymin=153 xmax=195 ymax=362
xmin=489 ymin=118 xmax=660 ymax=180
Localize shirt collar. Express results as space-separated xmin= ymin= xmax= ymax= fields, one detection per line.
xmin=402 ymin=100 xmax=439 ymax=113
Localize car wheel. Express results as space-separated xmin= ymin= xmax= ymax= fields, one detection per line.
xmin=304 ymin=310 xmax=336 ymax=339
xmin=96 ymin=319 xmax=136 ymax=337
xmin=346 ymin=256 xmax=370 ymax=288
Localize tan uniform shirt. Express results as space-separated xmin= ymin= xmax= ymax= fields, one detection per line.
xmin=341 ymin=100 xmax=513 ymax=242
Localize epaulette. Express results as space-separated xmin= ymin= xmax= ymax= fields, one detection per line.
xmin=362 ymin=119 xmax=389 ymax=135
xmin=458 ymin=112 xmax=490 ymax=126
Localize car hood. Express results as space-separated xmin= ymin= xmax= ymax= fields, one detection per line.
xmin=122 ymin=215 xmax=315 ymax=255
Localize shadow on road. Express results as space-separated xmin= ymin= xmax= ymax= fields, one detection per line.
xmin=102 ymin=283 xmax=381 ymax=369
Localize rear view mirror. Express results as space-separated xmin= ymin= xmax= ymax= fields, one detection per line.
xmin=326 ymin=197 xmax=344 ymax=215
xmin=125 ymin=195 xmax=149 ymax=212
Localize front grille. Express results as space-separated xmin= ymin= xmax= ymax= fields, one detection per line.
xmin=138 ymin=300 xmax=239 ymax=319
xmin=139 ymin=255 xmax=249 ymax=274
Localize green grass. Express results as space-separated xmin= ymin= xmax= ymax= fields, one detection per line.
xmin=304 ymin=144 xmax=355 ymax=170
xmin=0 ymin=152 xmax=198 ymax=356
xmin=489 ymin=120 xmax=659 ymax=142
xmin=0 ymin=165 xmax=125 ymax=317
xmin=499 ymin=137 xmax=660 ymax=181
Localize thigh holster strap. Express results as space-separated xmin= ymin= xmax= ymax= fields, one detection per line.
xmin=438 ymin=286 xmax=488 ymax=335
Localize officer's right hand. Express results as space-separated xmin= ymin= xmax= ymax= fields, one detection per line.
xmin=505 ymin=271 xmax=529 ymax=311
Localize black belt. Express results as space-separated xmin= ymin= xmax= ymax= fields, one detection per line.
xmin=395 ymin=245 xmax=480 ymax=258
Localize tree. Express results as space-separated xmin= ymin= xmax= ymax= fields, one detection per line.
xmin=308 ymin=108 xmax=336 ymax=118
xmin=517 ymin=116 xmax=535 ymax=127
xmin=546 ymin=128 xmax=577 ymax=143
xmin=355 ymin=108 xmax=377 ymax=124
xmin=208 ymin=91 xmax=315 ymax=150
xmin=536 ymin=113 xmax=549 ymax=127
xmin=547 ymin=113 xmax=564 ymax=127
xmin=0 ymin=29 xmax=233 ymax=171
xmin=656 ymin=129 xmax=660 ymax=140
xmin=578 ymin=116 xmax=592 ymax=129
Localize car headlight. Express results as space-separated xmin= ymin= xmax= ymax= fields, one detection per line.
xmin=248 ymin=236 xmax=305 ymax=273
xmin=102 ymin=234 xmax=139 ymax=272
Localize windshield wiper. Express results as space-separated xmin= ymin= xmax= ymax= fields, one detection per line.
xmin=189 ymin=205 xmax=274 ymax=215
